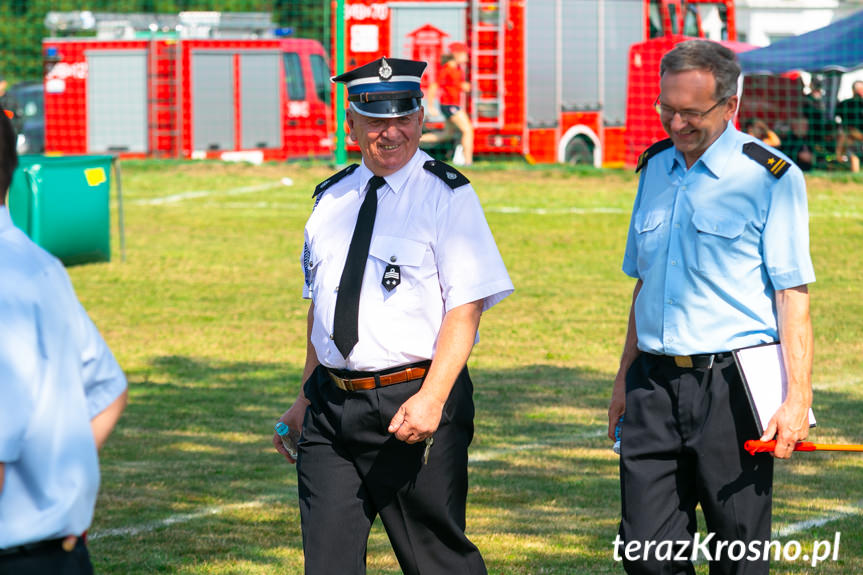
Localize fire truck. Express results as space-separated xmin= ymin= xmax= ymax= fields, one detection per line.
xmin=42 ymin=11 xmax=332 ymax=161
xmin=337 ymin=0 xmax=737 ymax=167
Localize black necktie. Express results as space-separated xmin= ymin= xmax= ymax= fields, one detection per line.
xmin=333 ymin=175 xmax=386 ymax=358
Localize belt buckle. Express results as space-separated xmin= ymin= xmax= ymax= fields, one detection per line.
xmin=330 ymin=372 xmax=351 ymax=391
xmin=673 ymin=355 xmax=693 ymax=368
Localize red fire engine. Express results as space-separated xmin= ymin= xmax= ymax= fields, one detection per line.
xmin=337 ymin=0 xmax=737 ymax=167
xmin=42 ymin=11 xmax=332 ymax=161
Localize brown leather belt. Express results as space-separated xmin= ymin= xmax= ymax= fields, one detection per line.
xmin=328 ymin=362 xmax=431 ymax=392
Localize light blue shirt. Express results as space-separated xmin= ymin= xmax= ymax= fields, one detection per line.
xmin=622 ymin=123 xmax=815 ymax=355
xmin=0 ymin=206 xmax=127 ymax=548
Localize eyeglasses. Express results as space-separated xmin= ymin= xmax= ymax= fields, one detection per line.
xmin=654 ymin=95 xmax=730 ymax=123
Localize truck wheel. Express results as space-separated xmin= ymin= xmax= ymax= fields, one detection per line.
xmin=565 ymin=136 xmax=594 ymax=166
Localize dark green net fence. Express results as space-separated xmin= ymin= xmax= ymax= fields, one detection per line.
xmin=0 ymin=0 xmax=860 ymax=171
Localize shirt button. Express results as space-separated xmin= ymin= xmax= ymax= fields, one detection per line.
xmin=667 ymin=298 xmax=674 ymax=304
xmin=680 ymin=185 xmax=687 ymax=191
xmin=390 ymin=255 xmax=397 ymax=263
xmin=668 ymin=336 xmax=675 ymax=343
xmin=329 ymin=333 xmax=334 ymax=340
xmin=671 ymin=259 xmax=677 ymax=266
xmin=674 ymin=223 xmax=681 ymax=229
xmin=334 ymin=286 xmax=339 ymax=293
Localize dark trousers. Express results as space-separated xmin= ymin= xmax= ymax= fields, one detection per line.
xmin=620 ymin=353 xmax=774 ymax=575
xmin=0 ymin=538 xmax=93 ymax=575
xmin=297 ymin=364 xmax=487 ymax=575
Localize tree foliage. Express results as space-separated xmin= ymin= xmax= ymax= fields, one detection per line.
xmin=0 ymin=0 xmax=327 ymax=83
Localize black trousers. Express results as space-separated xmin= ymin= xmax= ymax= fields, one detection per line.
xmin=619 ymin=353 xmax=774 ymax=575
xmin=297 ymin=364 xmax=487 ymax=575
xmin=0 ymin=538 xmax=92 ymax=575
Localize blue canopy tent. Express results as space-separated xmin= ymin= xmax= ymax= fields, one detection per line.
xmin=738 ymin=9 xmax=863 ymax=75
xmin=738 ymin=10 xmax=863 ymax=138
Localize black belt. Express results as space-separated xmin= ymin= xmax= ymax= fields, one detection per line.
xmin=649 ymin=352 xmax=731 ymax=369
xmin=0 ymin=537 xmax=75 ymax=558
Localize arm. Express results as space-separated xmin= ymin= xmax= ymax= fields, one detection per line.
xmin=761 ymin=285 xmax=813 ymax=459
xmin=388 ymin=299 xmax=483 ymax=443
xmin=607 ymin=279 xmax=642 ymax=440
xmin=274 ymin=301 xmax=316 ymax=462
xmin=91 ymin=388 xmax=128 ymax=450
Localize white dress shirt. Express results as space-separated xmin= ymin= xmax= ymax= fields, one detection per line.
xmin=303 ymin=149 xmax=513 ymax=371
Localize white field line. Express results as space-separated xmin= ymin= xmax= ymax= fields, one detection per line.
xmin=773 ymin=502 xmax=863 ymax=538
xmin=88 ymin=428 xmax=863 ymax=540
xmin=88 ymin=498 xmax=279 ymax=540
xmin=130 ymin=194 xmax=863 ymax=221
xmin=133 ymin=181 xmax=288 ymax=206
xmin=89 ymin=428 xmax=608 ymax=540
xmin=485 ymin=206 xmax=627 ymax=215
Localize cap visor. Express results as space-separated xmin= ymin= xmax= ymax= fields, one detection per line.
xmin=350 ymin=99 xmax=421 ymax=118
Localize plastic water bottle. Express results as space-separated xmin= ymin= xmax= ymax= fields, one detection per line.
xmin=613 ymin=415 xmax=624 ymax=455
xmin=274 ymin=422 xmax=300 ymax=459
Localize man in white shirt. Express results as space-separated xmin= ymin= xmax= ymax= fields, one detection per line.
xmin=273 ymin=57 xmax=513 ymax=575
xmin=0 ymin=113 xmax=128 ymax=574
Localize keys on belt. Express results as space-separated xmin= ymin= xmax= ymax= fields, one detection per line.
xmin=328 ymin=361 xmax=431 ymax=392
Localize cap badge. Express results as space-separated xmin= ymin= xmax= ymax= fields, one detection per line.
xmin=379 ymin=58 xmax=393 ymax=80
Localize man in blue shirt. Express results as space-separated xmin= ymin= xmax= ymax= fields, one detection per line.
xmin=0 ymin=112 xmax=128 ymax=574
xmin=608 ymin=41 xmax=814 ymax=574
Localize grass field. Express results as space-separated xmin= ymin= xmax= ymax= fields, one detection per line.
xmin=65 ymin=159 xmax=863 ymax=574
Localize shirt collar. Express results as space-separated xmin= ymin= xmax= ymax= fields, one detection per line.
xmin=669 ymin=121 xmax=738 ymax=178
xmin=358 ymin=148 xmax=427 ymax=196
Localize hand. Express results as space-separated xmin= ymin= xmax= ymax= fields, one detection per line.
xmin=760 ymin=396 xmax=810 ymax=459
xmin=428 ymin=106 xmax=441 ymax=117
xmin=387 ymin=391 xmax=445 ymax=443
xmin=607 ymin=374 xmax=626 ymax=441
xmin=272 ymin=397 xmax=310 ymax=464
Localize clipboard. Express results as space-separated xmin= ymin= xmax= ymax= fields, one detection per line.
xmin=732 ymin=341 xmax=816 ymax=436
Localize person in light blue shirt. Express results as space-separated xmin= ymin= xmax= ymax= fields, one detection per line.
xmin=0 ymin=112 xmax=128 ymax=575
xmin=607 ymin=41 xmax=814 ymax=575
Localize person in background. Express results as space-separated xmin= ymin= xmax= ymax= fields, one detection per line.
xmin=743 ymin=118 xmax=782 ymax=148
xmin=836 ymin=80 xmax=863 ymax=173
xmin=420 ymin=42 xmax=475 ymax=166
xmin=274 ymin=56 xmax=512 ymax=574
xmin=609 ymin=40 xmax=814 ymax=574
xmin=0 ymin=74 xmax=21 ymax=135
xmin=802 ymin=76 xmax=830 ymax=139
xmin=0 ymin=110 xmax=128 ymax=574
xmin=781 ymin=116 xmax=816 ymax=172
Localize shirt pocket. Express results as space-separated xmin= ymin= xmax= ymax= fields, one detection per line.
xmin=691 ymin=211 xmax=746 ymax=276
xmin=368 ymin=235 xmax=430 ymax=301
xmin=633 ymin=210 xmax=666 ymax=275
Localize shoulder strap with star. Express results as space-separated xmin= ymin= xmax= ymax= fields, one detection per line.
xmin=313 ymin=163 xmax=359 ymax=197
xmin=423 ymin=160 xmax=470 ymax=189
xmin=635 ymin=139 xmax=673 ymax=173
xmin=742 ymin=142 xmax=790 ymax=179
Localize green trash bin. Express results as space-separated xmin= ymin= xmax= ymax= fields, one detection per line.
xmin=8 ymin=155 xmax=114 ymax=265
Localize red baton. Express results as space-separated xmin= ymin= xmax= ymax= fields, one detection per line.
xmin=744 ymin=440 xmax=863 ymax=455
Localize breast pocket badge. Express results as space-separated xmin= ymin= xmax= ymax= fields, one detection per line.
xmin=382 ymin=264 xmax=401 ymax=292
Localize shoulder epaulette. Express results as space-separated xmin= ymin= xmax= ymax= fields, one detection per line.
xmin=313 ymin=164 xmax=359 ymax=197
xmin=742 ymin=142 xmax=790 ymax=179
xmin=635 ymin=139 xmax=673 ymax=173
xmin=423 ymin=160 xmax=470 ymax=189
